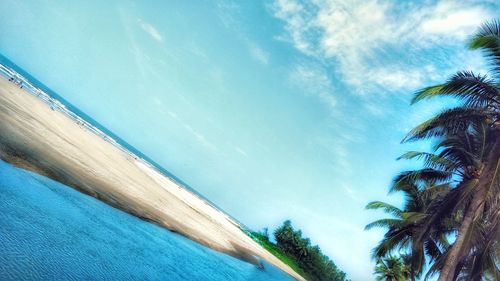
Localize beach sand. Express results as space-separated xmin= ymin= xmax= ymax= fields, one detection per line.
xmin=0 ymin=77 xmax=304 ymax=280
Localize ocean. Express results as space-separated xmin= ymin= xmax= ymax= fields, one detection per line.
xmin=0 ymin=160 xmax=292 ymax=280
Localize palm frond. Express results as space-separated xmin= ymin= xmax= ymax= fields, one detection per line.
xmin=424 ymin=250 xmax=447 ymax=281
xmin=412 ymin=71 xmax=499 ymax=107
xmin=365 ymin=201 xmax=403 ymax=217
xmin=410 ymin=241 xmax=426 ymax=278
xmin=424 ymin=238 xmax=444 ymax=262
xmin=469 ymin=19 xmax=500 ymax=78
xmin=398 ymin=151 xmax=456 ymax=170
xmin=403 ymin=107 xmax=490 ymax=142
xmin=372 ymin=229 xmax=411 ymax=258
xmin=455 ymin=218 xmax=500 ymax=280
xmin=391 ymin=169 xmax=452 ymax=193
xmin=422 ymin=183 xmax=451 ymax=200
xmin=417 ymin=180 xmax=477 ymax=246
xmin=400 ymin=212 xmax=428 ymax=224
xmin=365 ymin=219 xmax=403 ymax=230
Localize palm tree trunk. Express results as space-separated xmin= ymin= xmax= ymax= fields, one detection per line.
xmin=438 ymin=137 xmax=500 ymax=281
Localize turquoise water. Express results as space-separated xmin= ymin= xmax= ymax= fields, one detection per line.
xmin=0 ymin=160 xmax=292 ymax=280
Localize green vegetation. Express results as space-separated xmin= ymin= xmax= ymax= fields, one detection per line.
xmin=366 ymin=20 xmax=500 ymax=281
xmin=252 ymin=229 xmax=309 ymax=279
xmin=374 ymin=256 xmax=410 ymax=281
xmin=251 ymin=221 xmax=347 ymax=281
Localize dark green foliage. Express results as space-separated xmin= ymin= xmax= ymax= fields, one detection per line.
xmin=251 ymin=230 xmax=308 ymax=279
xmin=251 ymin=221 xmax=346 ymax=281
xmin=365 ymin=178 xmax=452 ymax=280
xmin=374 ymin=255 xmax=410 ymax=281
xmin=273 ymin=220 xmax=346 ymax=281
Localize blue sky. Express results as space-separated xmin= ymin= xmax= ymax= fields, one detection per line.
xmin=0 ymin=0 xmax=498 ymax=279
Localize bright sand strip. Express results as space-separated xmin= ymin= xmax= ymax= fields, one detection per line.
xmin=0 ymin=77 xmax=304 ymax=281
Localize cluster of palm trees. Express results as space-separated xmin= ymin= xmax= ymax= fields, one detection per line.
xmin=366 ymin=20 xmax=499 ymax=281
xmin=374 ymin=255 xmax=411 ymax=281
xmin=273 ymin=220 xmax=346 ymax=281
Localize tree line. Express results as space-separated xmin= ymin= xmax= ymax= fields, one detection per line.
xmin=366 ymin=20 xmax=500 ymax=281
xmin=252 ymin=220 xmax=347 ymax=281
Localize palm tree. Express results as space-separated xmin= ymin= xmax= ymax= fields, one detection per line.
xmin=295 ymin=237 xmax=310 ymax=261
xmin=402 ymin=125 xmax=496 ymax=278
xmin=454 ymin=219 xmax=500 ymax=280
xmin=366 ymin=175 xmax=452 ymax=281
xmin=405 ymin=129 xmax=499 ymax=280
xmin=274 ymin=220 xmax=295 ymax=253
xmin=402 ymin=20 xmax=500 ymax=280
xmin=374 ymin=255 xmax=410 ymax=281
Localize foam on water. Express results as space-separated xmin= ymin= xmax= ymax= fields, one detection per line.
xmin=0 ymin=161 xmax=292 ymax=280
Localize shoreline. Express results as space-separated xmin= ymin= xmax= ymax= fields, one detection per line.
xmin=0 ymin=68 xmax=304 ymax=280
xmin=0 ymin=62 xmax=231 ymax=220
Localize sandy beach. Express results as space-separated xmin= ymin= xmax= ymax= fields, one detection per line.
xmin=0 ymin=76 xmax=304 ymax=280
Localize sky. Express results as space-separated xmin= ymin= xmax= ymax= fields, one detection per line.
xmin=0 ymin=0 xmax=498 ymax=280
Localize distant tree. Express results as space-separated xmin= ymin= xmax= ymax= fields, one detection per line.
xmin=258 ymin=227 xmax=269 ymax=242
xmin=274 ymin=220 xmax=295 ymax=253
xmin=274 ymin=220 xmax=346 ymax=281
xmin=374 ymin=256 xmax=409 ymax=281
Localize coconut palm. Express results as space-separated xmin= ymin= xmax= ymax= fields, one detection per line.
xmin=405 ymin=128 xmax=499 ymax=280
xmin=400 ymin=122 xmax=497 ymax=278
xmin=366 ymin=175 xmax=452 ymax=281
xmin=274 ymin=220 xmax=295 ymax=252
xmin=370 ymin=116 xmax=497 ymax=280
xmin=295 ymin=237 xmax=310 ymax=261
xmin=374 ymin=255 xmax=410 ymax=281
xmin=402 ymin=20 xmax=500 ymax=281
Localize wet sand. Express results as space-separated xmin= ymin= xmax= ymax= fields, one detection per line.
xmin=0 ymin=77 xmax=304 ymax=280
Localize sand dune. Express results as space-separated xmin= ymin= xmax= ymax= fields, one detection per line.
xmin=0 ymin=76 xmax=304 ymax=280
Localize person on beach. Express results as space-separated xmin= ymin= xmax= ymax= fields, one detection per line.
xmin=13 ymin=77 xmax=23 ymax=88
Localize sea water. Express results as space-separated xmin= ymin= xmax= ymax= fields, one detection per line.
xmin=0 ymin=161 xmax=292 ymax=280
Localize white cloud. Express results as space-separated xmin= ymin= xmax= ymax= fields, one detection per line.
xmin=248 ymin=42 xmax=270 ymax=64
xmin=271 ymin=0 xmax=495 ymax=94
xmin=234 ymin=146 xmax=248 ymax=157
xmin=290 ymin=63 xmax=337 ymax=108
xmin=315 ymin=0 xmax=395 ymax=56
xmin=272 ymin=0 xmax=313 ymax=55
xmin=184 ymin=124 xmax=217 ymax=151
xmin=167 ymin=111 xmax=217 ymax=150
xmin=366 ymin=66 xmax=424 ymax=90
xmin=419 ymin=1 xmax=493 ymax=39
xmin=167 ymin=111 xmax=178 ymax=119
xmin=138 ymin=19 xmax=163 ymax=42
xmin=215 ymin=0 xmax=242 ymax=29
